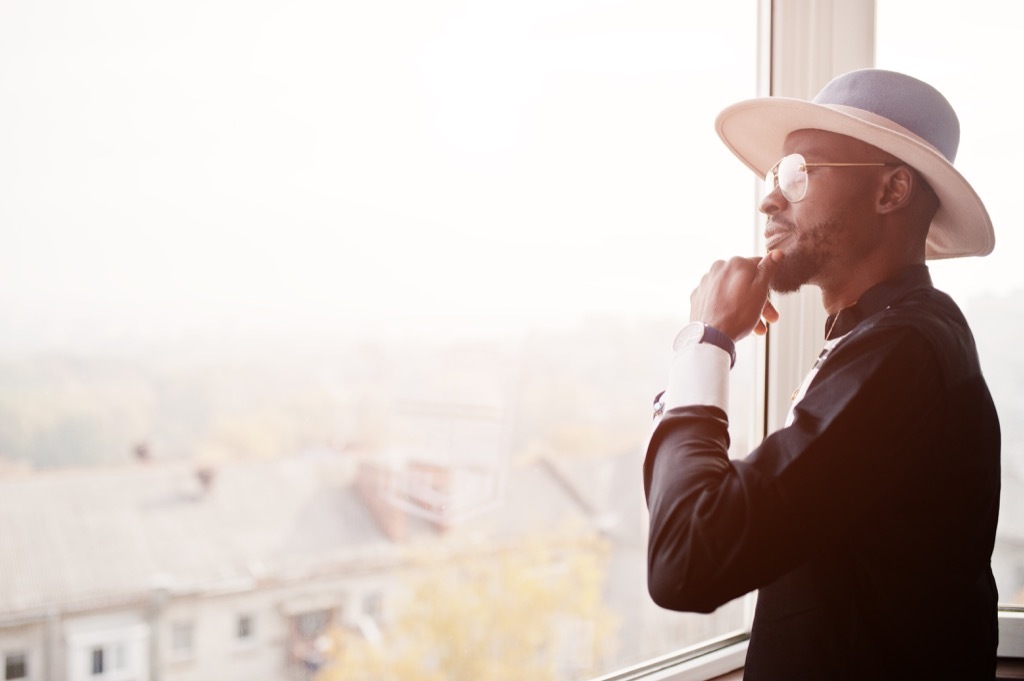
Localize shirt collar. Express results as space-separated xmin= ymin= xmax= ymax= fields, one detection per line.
xmin=823 ymin=264 xmax=933 ymax=339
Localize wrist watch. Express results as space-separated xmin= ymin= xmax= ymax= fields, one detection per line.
xmin=672 ymin=322 xmax=736 ymax=368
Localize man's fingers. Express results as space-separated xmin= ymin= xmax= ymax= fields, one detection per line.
xmin=754 ymin=249 xmax=784 ymax=289
xmin=754 ymin=300 xmax=779 ymax=336
xmin=691 ymin=252 xmax=783 ymax=340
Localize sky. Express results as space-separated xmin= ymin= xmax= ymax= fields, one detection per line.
xmin=0 ymin=0 xmax=759 ymax=353
xmin=874 ymin=0 xmax=1024 ymax=304
xmin=1 ymin=0 xmax=1019 ymax=355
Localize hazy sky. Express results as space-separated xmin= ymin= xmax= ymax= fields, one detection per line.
xmin=0 ymin=0 xmax=758 ymax=352
xmin=875 ymin=0 xmax=1024 ymax=303
xmin=1 ymin=1 xmax=1019 ymax=354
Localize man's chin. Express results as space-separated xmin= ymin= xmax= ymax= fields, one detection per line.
xmin=769 ymin=263 xmax=810 ymax=294
xmin=770 ymin=249 xmax=815 ymax=292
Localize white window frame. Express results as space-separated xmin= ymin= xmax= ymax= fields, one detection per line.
xmin=594 ymin=0 xmax=1024 ymax=678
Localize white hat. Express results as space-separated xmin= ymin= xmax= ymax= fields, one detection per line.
xmin=715 ymin=69 xmax=994 ymax=259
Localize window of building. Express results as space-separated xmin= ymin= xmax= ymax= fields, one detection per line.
xmin=289 ymin=609 xmax=334 ymax=674
xmin=171 ymin=622 xmax=194 ymax=658
xmin=4 ymin=652 xmax=27 ymax=681
xmin=90 ymin=647 xmax=104 ymax=676
xmin=236 ymin=615 xmax=254 ymax=642
xmin=293 ymin=610 xmax=331 ymax=640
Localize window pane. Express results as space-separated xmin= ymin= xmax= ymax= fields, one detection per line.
xmin=172 ymin=622 xmax=194 ymax=655
xmin=877 ymin=0 xmax=1024 ymax=606
xmin=237 ymin=615 xmax=254 ymax=640
xmin=4 ymin=653 xmax=27 ymax=680
xmin=91 ymin=647 xmax=104 ymax=676
xmin=0 ymin=0 xmax=759 ymax=678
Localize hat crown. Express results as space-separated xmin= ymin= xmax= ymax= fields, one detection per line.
xmin=813 ymin=69 xmax=960 ymax=163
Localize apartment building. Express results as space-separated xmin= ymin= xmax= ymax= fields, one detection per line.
xmin=0 ymin=447 xmax=638 ymax=681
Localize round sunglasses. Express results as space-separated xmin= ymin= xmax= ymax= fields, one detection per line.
xmin=765 ymin=153 xmax=899 ymax=203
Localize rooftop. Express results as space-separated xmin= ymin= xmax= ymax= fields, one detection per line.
xmin=0 ymin=449 xmax=607 ymax=619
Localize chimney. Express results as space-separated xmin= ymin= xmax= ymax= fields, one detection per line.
xmin=195 ymin=466 xmax=216 ymax=497
xmin=133 ymin=442 xmax=151 ymax=463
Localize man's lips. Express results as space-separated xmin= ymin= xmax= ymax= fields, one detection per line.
xmin=764 ymin=228 xmax=791 ymax=251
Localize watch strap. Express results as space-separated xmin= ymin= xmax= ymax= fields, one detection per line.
xmin=699 ymin=324 xmax=736 ymax=368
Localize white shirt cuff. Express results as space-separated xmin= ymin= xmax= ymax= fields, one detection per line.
xmin=660 ymin=341 xmax=730 ymax=413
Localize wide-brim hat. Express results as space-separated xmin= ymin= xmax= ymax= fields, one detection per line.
xmin=715 ymin=68 xmax=994 ymax=259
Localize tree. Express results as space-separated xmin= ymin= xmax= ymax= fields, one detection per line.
xmin=316 ymin=533 xmax=617 ymax=681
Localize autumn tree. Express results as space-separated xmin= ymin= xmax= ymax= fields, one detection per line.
xmin=316 ymin=533 xmax=618 ymax=681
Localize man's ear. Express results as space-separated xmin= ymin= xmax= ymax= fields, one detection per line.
xmin=878 ymin=166 xmax=915 ymax=214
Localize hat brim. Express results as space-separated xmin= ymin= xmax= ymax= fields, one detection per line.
xmin=715 ymin=97 xmax=994 ymax=260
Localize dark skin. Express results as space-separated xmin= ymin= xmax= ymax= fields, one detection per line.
xmin=690 ymin=129 xmax=939 ymax=341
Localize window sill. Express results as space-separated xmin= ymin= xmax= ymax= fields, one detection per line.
xmin=1001 ymin=608 xmax=1024 ymax=658
xmin=591 ymin=632 xmax=747 ymax=681
xmin=592 ymin=609 xmax=1024 ymax=681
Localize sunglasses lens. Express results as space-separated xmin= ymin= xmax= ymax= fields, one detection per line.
xmin=763 ymin=167 xmax=776 ymax=198
xmin=777 ymin=154 xmax=807 ymax=202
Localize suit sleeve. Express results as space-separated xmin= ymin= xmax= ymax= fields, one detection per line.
xmin=644 ymin=325 xmax=945 ymax=612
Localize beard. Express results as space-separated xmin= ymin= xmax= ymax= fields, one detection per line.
xmin=769 ymin=218 xmax=842 ymax=294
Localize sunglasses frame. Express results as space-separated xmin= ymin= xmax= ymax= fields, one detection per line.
xmin=765 ymin=153 xmax=900 ymax=203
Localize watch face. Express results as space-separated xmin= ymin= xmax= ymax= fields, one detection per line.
xmin=671 ymin=322 xmax=704 ymax=351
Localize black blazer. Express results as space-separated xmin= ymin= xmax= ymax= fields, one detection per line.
xmin=644 ymin=266 xmax=1000 ymax=680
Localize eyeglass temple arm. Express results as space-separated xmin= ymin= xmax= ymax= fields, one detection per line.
xmin=801 ymin=162 xmax=901 ymax=169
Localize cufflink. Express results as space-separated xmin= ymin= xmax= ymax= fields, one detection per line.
xmin=652 ymin=391 xmax=665 ymax=419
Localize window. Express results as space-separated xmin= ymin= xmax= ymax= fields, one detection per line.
xmin=36 ymin=1 xmax=1024 ymax=680
xmin=4 ymin=653 xmax=27 ymax=681
xmin=289 ymin=609 xmax=334 ymax=674
xmin=293 ymin=610 xmax=331 ymax=640
xmin=236 ymin=615 xmax=254 ymax=642
xmin=171 ymin=622 xmax=194 ymax=658
xmin=0 ymin=0 xmax=761 ymax=672
xmin=875 ymin=0 xmax=1024 ymax=611
xmin=90 ymin=647 xmax=104 ymax=676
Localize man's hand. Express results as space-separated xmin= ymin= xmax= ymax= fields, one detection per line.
xmin=689 ymin=250 xmax=783 ymax=341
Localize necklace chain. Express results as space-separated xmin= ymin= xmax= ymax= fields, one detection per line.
xmin=825 ymin=310 xmax=841 ymax=341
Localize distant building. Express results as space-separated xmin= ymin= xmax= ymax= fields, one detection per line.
xmin=0 ymin=448 xmax=638 ymax=681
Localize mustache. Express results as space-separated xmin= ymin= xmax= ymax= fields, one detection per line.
xmin=766 ymin=217 xmax=796 ymax=231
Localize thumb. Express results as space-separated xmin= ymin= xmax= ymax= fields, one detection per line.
xmin=754 ymin=249 xmax=784 ymax=289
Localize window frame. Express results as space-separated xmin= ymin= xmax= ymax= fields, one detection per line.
xmin=596 ymin=0 xmax=1024 ymax=678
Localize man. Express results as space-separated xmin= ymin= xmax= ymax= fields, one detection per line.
xmin=643 ymin=69 xmax=1001 ymax=679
